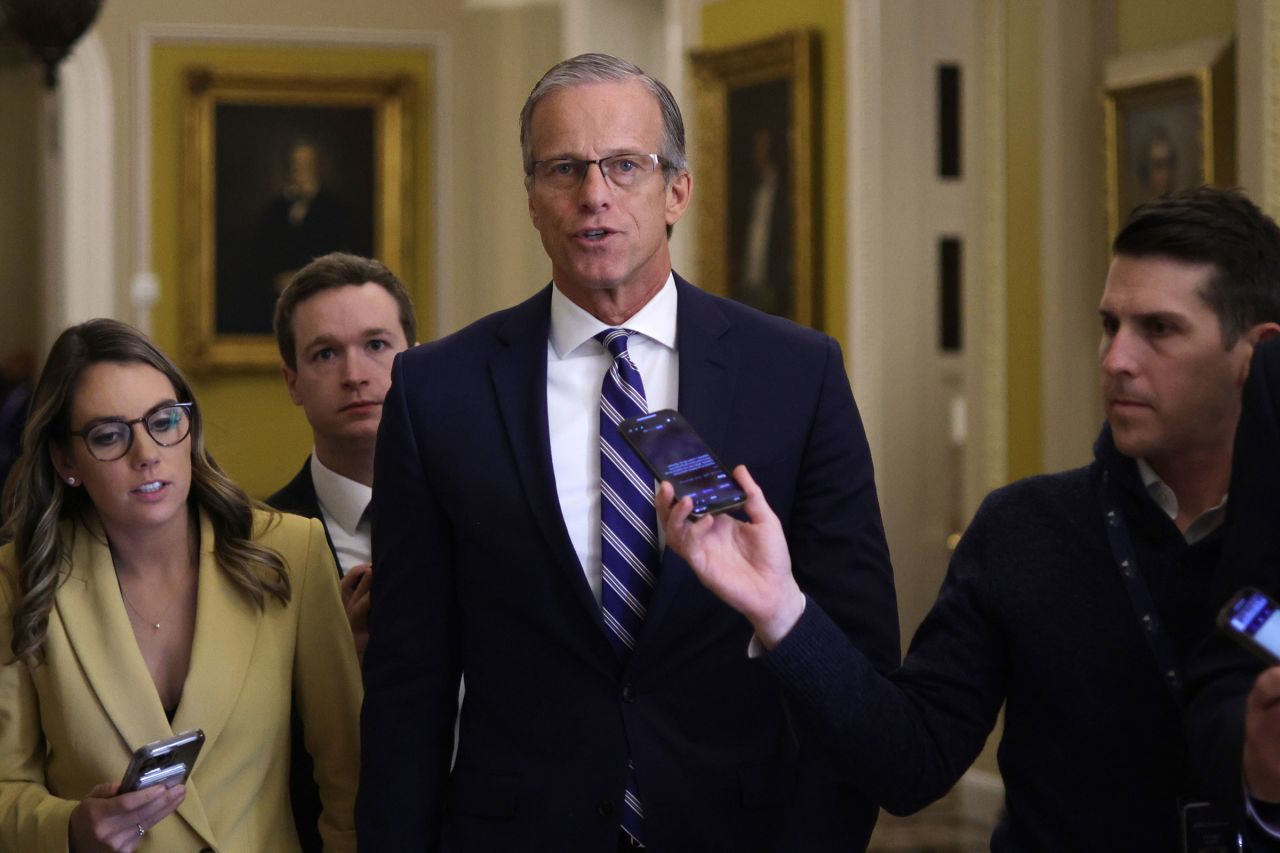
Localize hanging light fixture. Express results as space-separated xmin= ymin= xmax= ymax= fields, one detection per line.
xmin=0 ymin=0 xmax=104 ymax=89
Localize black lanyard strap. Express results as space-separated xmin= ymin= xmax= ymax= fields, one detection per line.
xmin=1099 ymin=471 xmax=1184 ymax=705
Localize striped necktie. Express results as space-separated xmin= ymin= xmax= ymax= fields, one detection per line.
xmin=595 ymin=327 xmax=658 ymax=847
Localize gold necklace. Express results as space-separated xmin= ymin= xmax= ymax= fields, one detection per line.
xmin=110 ymin=547 xmax=194 ymax=632
xmin=117 ymin=580 xmax=176 ymax=631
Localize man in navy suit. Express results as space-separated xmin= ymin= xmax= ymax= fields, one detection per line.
xmin=358 ymin=53 xmax=899 ymax=852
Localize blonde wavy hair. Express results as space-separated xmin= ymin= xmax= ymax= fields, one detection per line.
xmin=0 ymin=319 xmax=290 ymax=665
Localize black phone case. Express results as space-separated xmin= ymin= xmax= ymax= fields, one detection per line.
xmin=1217 ymin=587 xmax=1280 ymax=665
xmin=617 ymin=409 xmax=745 ymax=517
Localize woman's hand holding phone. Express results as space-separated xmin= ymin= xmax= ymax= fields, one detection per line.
xmin=68 ymin=781 xmax=185 ymax=853
xmin=657 ymin=464 xmax=805 ymax=649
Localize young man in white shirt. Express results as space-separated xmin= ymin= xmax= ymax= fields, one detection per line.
xmin=270 ymin=251 xmax=416 ymax=657
xmin=269 ymin=252 xmax=415 ymax=853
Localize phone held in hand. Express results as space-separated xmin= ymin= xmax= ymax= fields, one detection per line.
xmin=119 ymin=729 xmax=205 ymax=794
xmin=618 ymin=409 xmax=746 ymax=518
xmin=1218 ymin=587 xmax=1280 ymax=665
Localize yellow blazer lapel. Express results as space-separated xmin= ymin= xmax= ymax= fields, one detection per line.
xmin=54 ymin=517 xmax=172 ymax=756
xmin=55 ymin=516 xmax=219 ymax=848
xmin=169 ymin=511 xmax=262 ymax=845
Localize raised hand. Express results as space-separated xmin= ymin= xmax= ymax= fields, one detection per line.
xmin=1245 ymin=666 xmax=1280 ymax=802
xmin=657 ymin=465 xmax=805 ymax=648
xmin=340 ymin=563 xmax=373 ymax=664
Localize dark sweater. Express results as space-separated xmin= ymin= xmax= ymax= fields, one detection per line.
xmin=766 ymin=424 xmax=1225 ymax=850
xmin=1186 ymin=337 xmax=1280 ymax=849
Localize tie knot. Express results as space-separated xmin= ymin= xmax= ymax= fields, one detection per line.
xmin=595 ymin=328 xmax=634 ymax=358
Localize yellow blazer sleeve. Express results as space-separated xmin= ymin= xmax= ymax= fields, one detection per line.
xmin=0 ymin=550 xmax=78 ymax=853
xmin=291 ymin=518 xmax=362 ymax=853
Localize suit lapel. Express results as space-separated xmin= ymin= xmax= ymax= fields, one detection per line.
xmin=298 ymin=464 xmax=323 ymax=518
xmin=634 ymin=277 xmax=736 ymax=652
xmin=278 ymin=463 xmax=321 ymax=519
xmin=298 ymin=461 xmax=341 ymax=572
xmin=168 ymin=511 xmax=260 ymax=846
xmin=271 ymin=460 xmax=343 ymax=576
xmin=489 ymin=287 xmax=610 ymax=635
xmin=56 ymin=517 xmax=174 ymax=754
xmin=55 ymin=513 xmax=234 ymax=848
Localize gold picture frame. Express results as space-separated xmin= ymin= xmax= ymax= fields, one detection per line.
xmin=1104 ymin=37 xmax=1235 ymax=239
xmin=690 ymin=31 xmax=819 ymax=327
xmin=181 ymin=69 xmax=413 ymax=370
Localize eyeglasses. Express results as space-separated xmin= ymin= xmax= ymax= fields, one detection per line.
xmin=69 ymin=402 xmax=194 ymax=462
xmin=528 ymin=153 xmax=669 ymax=191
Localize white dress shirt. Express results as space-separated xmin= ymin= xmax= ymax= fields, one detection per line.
xmin=547 ymin=273 xmax=679 ymax=602
xmin=309 ymin=452 xmax=372 ymax=576
xmin=1135 ymin=458 xmax=1226 ymax=545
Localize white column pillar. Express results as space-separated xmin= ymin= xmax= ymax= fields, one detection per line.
xmin=40 ymin=31 xmax=115 ymax=352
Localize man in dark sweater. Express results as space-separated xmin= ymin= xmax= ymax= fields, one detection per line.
xmin=657 ymin=186 xmax=1280 ymax=850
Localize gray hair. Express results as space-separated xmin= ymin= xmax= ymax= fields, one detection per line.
xmin=519 ymin=53 xmax=687 ymax=179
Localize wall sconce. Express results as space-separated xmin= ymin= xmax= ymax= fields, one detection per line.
xmin=0 ymin=0 xmax=104 ymax=88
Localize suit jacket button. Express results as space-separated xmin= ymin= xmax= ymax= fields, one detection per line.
xmin=597 ymin=799 xmax=616 ymax=818
xmin=621 ymin=684 xmax=636 ymax=703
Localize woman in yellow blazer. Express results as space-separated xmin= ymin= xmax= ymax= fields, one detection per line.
xmin=0 ymin=319 xmax=361 ymax=852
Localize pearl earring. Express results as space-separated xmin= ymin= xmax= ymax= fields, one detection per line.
xmin=66 ymin=477 xmax=77 ymax=486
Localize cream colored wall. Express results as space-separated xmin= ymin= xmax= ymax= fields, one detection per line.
xmin=1035 ymin=0 xmax=1111 ymax=477
xmin=0 ymin=45 xmax=41 ymax=366
xmin=1117 ymin=0 xmax=1234 ymax=52
xmin=1004 ymin=1 xmax=1044 ymax=481
xmin=80 ymin=0 xmax=559 ymax=497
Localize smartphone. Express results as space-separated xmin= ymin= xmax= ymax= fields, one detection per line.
xmin=1180 ymin=799 xmax=1242 ymax=853
xmin=1218 ymin=587 xmax=1280 ymax=664
xmin=618 ymin=409 xmax=746 ymax=518
xmin=119 ymin=729 xmax=204 ymax=793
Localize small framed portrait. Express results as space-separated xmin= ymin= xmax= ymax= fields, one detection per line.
xmin=690 ymin=31 xmax=818 ymax=327
xmin=181 ymin=69 xmax=413 ymax=369
xmin=1104 ymin=37 xmax=1235 ymax=239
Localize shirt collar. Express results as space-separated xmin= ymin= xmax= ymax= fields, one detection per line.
xmin=548 ymin=273 xmax=678 ymax=359
xmin=1135 ymin=457 xmax=1227 ymax=545
xmin=309 ymin=453 xmax=372 ymax=535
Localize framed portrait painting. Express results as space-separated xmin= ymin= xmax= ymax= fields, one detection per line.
xmin=181 ymin=69 xmax=413 ymax=369
xmin=1104 ymin=37 xmax=1235 ymax=239
xmin=690 ymin=31 xmax=819 ymax=327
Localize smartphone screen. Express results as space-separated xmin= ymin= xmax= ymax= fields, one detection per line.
xmin=1220 ymin=588 xmax=1280 ymax=664
xmin=618 ymin=409 xmax=746 ymax=517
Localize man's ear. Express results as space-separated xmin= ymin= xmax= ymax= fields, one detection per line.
xmin=1236 ymin=322 xmax=1280 ymax=385
xmin=664 ymin=171 xmax=692 ymax=227
xmin=1252 ymin=322 xmax=1280 ymax=345
xmin=282 ymin=364 xmax=304 ymax=406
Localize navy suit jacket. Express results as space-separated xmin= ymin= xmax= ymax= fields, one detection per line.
xmin=268 ymin=459 xmax=341 ymax=570
xmin=358 ymin=276 xmax=900 ymax=852
xmin=269 ymin=459 xmax=323 ymax=518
